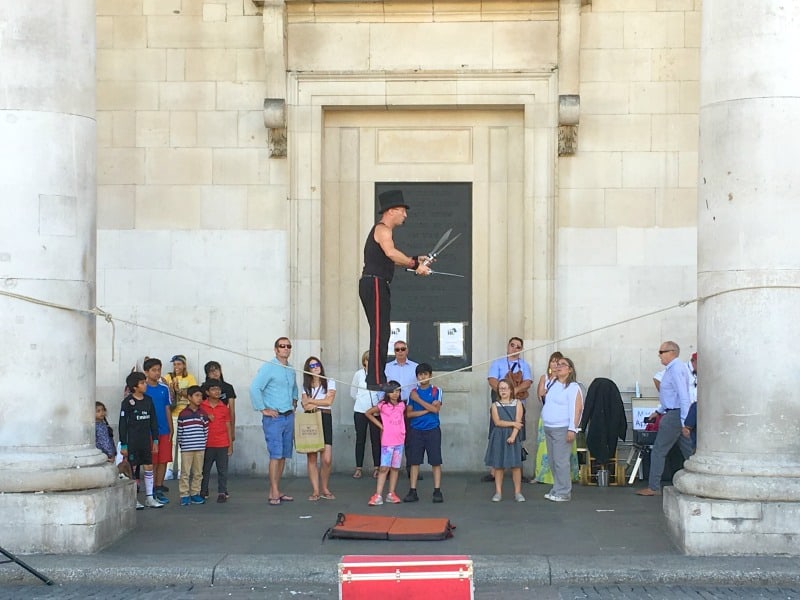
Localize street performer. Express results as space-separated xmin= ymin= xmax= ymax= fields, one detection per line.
xmin=360 ymin=190 xmax=431 ymax=392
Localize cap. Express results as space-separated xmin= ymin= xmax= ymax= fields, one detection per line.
xmin=377 ymin=190 xmax=410 ymax=214
xmin=171 ymin=354 xmax=187 ymax=364
xmin=691 ymin=352 xmax=697 ymax=361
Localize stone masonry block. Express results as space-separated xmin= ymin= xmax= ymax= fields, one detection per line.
xmin=136 ymin=111 xmax=171 ymax=147
xmin=145 ymin=148 xmax=212 ymax=184
xmin=651 ymin=114 xmax=699 ymax=151
xmin=135 ymin=185 xmax=202 ymax=229
xmin=629 ymin=81 xmax=680 ymax=114
xmin=98 ymin=148 xmax=145 ymax=185
xmin=605 ymin=188 xmax=656 ymax=227
xmin=624 ymin=11 xmax=684 ymax=49
xmin=678 ymin=151 xmax=698 ymax=188
xmin=212 ymin=148 xmax=268 ymax=184
xmin=652 ymin=48 xmax=699 ymax=81
xmin=97 ymin=49 xmax=166 ymax=81
xmin=143 ymin=0 xmax=182 ymax=14
xmin=579 ymin=114 xmax=652 ymax=151
xmin=247 ymin=185 xmax=288 ymax=229
xmin=97 ymin=185 xmax=136 ymax=230
xmin=236 ymin=49 xmax=266 ymax=81
xmin=238 ymin=110 xmax=268 ymax=147
xmin=97 ymin=111 xmax=113 ymax=148
xmin=493 ymin=21 xmax=557 ymax=69
xmin=204 ymin=3 xmax=228 ymax=22
xmin=656 ymin=0 xmax=694 ymax=10
xmin=580 ymin=82 xmax=630 ymax=115
xmin=685 ymin=11 xmax=701 ymax=48
xmin=592 ymin=0 xmax=657 ymax=10
xmin=147 ymin=16 xmax=262 ymax=49
xmin=170 ymin=111 xmax=198 ymax=146
xmin=197 ymin=111 xmax=238 ymax=147
xmin=558 ymin=188 xmax=605 ymax=228
xmin=658 ymin=187 xmax=696 ymax=227
xmin=289 ymin=24 xmax=370 ymax=72
xmin=216 ymin=81 xmax=265 ymax=110
xmin=112 ymin=111 xmax=137 ymax=147
xmin=167 ymin=49 xmax=186 ymax=81
xmin=185 ymin=49 xmax=237 ymax=81
xmin=97 ymin=0 xmax=143 ymax=16
xmin=679 ymin=80 xmax=699 ymax=113
xmin=97 ymin=17 xmax=114 ymax=48
xmin=371 ymin=22 xmax=492 ymax=70
xmin=622 ymin=151 xmax=666 ymax=188
xmin=559 ymin=151 xmax=622 ymax=189
xmin=97 ymin=82 xmax=159 ymax=111
xmin=159 ymin=82 xmax=216 ymax=110
xmin=200 ymin=185 xmax=247 ymax=228
xmin=581 ymin=12 xmax=624 ymax=49
xmin=112 ymin=16 xmax=147 ymax=47
xmin=580 ymin=49 xmax=652 ymax=82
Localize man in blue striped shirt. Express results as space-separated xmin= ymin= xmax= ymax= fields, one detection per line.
xmin=636 ymin=340 xmax=693 ymax=496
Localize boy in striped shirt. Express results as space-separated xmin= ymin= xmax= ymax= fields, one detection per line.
xmin=177 ymin=385 xmax=209 ymax=506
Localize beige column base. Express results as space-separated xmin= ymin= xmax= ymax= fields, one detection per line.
xmin=664 ymin=485 xmax=800 ymax=556
xmin=0 ymin=448 xmax=118 ymax=493
xmin=0 ymin=479 xmax=136 ymax=554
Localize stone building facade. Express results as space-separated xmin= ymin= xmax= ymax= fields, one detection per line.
xmin=94 ymin=0 xmax=701 ymax=475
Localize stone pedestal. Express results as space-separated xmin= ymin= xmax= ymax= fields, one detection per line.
xmin=0 ymin=2 xmax=134 ymax=552
xmin=666 ymin=0 xmax=800 ymax=555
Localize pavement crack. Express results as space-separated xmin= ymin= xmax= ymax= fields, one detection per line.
xmin=210 ymin=553 xmax=228 ymax=585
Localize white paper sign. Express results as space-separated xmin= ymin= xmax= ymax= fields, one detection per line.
xmin=388 ymin=322 xmax=409 ymax=356
xmin=631 ymin=398 xmax=660 ymax=430
xmin=438 ymin=322 xmax=464 ymax=357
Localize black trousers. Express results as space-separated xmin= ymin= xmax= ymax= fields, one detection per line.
xmin=359 ymin=275 xmax=391 ymax=387
xmin=201 ymin=447 xmax=229 ymax=495
xmin=353 ymin=411 xmax=381 ymax=468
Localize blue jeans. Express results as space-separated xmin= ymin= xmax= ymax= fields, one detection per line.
xmin=262 ymin=413 xmax=294 ymax=460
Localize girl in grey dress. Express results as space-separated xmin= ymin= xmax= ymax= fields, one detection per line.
xmin=484 ymin=378 xmax=525 ymax=502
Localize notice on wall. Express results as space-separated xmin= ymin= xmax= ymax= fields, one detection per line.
xmin=631 ymin=398 xmax=660 ymax=430
xmin=438 ymin=322 xmax=465 ymax=357
xmin=388 ymin=322 xmax=409 ymax=356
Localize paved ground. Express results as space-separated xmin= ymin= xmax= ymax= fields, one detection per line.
xmin=2 ymin=473 xmax=800 ymax=593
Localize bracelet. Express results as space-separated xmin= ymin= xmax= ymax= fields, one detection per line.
xmin=409 ymin=257 xmax=419 ymax=269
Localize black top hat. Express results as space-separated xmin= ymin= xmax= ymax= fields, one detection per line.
xmin=377 ymin=190 xmax=410 ymax=213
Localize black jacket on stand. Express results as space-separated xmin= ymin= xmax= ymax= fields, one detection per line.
xmin=579 ymin=378 xmax=627 ymax=465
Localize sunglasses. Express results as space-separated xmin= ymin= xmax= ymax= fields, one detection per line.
xmin=394 ymin=347 xmax=407 ymax=352
xmin=308 ymin=362 xmax=321 ymax=368
xmin=277 ymin=344 xmax=292 ymax=349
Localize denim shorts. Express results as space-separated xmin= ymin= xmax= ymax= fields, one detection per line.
xmin=262 ymin=412 xmax=294 ymax=460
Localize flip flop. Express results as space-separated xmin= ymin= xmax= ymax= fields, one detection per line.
xmin=372 ymin=468 xmax=379 ymax=479
xmin=352 ymin=468 xmax=362 ymax=479
xmin=308 ymin=494 xmax=320 ymax=502
xmin=278 ymin=494 xmax=294 ymax=502
xmin=268 ymin=497 xmax=281 ymax=506
xmin=320 ymin=492 xmax=336 ymax=500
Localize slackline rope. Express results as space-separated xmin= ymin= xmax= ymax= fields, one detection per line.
xmin=2 ymin=284 xmax=798 ymax=392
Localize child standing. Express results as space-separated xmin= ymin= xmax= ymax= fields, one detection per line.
xmin=403 ymin=363 xmax=444 ymax=503
xmin=177 ymin=386 xmax=209 ymax=506
xmin=119 ymin=372 xmax=163 ymax=509
xmin=365 ymin=381 xmax=406 ymax=506
xmin=143 ymin=357 xmax=173 ymax=504
xmin=484 ymin=378 xmax=525 ymax=503
xmin=200 ymin=379 xmax=233 ymax=503
xmin=96 ymin=401 xmax=133 ymax=480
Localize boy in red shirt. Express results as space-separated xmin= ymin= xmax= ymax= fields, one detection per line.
xmin=200 ymin=379 xmax=233 ymax=503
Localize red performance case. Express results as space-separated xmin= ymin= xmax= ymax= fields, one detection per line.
xmin=339 ymin=555 xmax=474 ymax=600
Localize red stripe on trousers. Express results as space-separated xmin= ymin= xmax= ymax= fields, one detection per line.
xmin=373 ymin=277 xmax=382 ymax=384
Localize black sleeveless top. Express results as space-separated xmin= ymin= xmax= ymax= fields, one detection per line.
xmin=362 ymin=224 xmax=395 ymax=282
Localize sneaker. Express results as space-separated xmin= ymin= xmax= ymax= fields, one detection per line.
xmin=180 ymin=497 xmax=190 ymax=507
xmin=156 ymin=485 xmax=170 ymax=493
xmin=135 ymin=500 xmax=144 ymax=510
xmin=432 ymin=490 xmax=444 ymax=503
xmin=544 ymin=492 xmax=554 ymax=500
xmin=481 ymin=474 xmax=494 ymax=482
xmin=385 ymin=492 xmax=401 ymax=504
xmin=154 ymin=491 xmax=169 ymax=504
xmin=200 ymin=491 xmax=208 ymax=498
xmin=217 ymin=493 xmax=227 ymax=503
xmin=368 ymin=493 xmax=384 ymax=506
xmin=403 ymin=489 xmax=419 ymax=503
xmin=548 ymin=494 xmax=571 ymax=502
xmin=491 ymin=493 xmax=502 ymax=502
xmin=190 ymin=495 xmax=205 ymax=505
xmin=144 ymin=495 xmax=163 ymax=508
xmin=515 ymin=493 xmax=526 ymax=503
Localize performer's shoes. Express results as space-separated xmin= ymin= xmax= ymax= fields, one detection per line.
xmin=367 ymin=383 xmax=400 ymax=393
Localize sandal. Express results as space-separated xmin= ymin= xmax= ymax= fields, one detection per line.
xmin=278 ymin=494 xmax=294 ymax=502
xmin=308 ymin=494 xmax=320 ymax=502
xmin=352 ymin=468 xmax=362 ymax=479
xmin=320 ymin=492 xmax=336 ymax=500
xmin=268 ymin=497 xmax=281 ymax=506
xmin=372 ymin=468 xmax=379 ymax=479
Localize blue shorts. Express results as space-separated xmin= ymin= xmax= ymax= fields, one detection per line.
xmin=262 ymin=413 xmax=294 ymax=460
xmin=407 ymin=427 xmax=442 ymax=466
xmin=380 ymin=445 xmax=404 ymax=469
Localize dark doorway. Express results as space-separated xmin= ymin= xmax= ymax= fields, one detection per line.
xmin=375 ymin=182 xmax=472 ymax=371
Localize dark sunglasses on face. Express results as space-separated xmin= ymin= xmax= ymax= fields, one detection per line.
xmin=308 ymin=362 xmax=321 ymax=368
xmin=394 ymin=347 xmax=407 ymax=352
xmin=278 ymin=344 xmax=292 ymax=349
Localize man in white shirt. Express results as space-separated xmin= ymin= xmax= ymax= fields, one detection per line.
xmin=385 ymin=340 xmax=419 ymax=478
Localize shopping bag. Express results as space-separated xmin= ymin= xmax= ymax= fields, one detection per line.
xmin=295 ymin=410 xmax=324 ymax=453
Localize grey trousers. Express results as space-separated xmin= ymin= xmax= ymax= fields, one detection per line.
xmin=648 ymin=410 xmax=693 ymax=491
xmin=544 ymin=426 xmax=572 ymax=497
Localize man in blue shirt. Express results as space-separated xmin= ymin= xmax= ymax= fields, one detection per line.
xmin=636 ymin=340 xmax=693 ymax=496
xmin=250 ymin=337 xmax=299 ymax=505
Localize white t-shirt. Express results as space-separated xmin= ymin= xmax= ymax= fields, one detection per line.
xmin=306 ymin=379 xmax=336 ymax=411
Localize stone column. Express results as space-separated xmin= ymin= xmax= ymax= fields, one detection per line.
xmin=0 ymin=3 xmax=134 ymax=553
xmin=664 ymin=1 xmax=800 ymax=555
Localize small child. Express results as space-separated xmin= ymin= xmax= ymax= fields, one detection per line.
xmin=95 ymin=401 xmax=133 ymax=480
xmin=177 ymin=386 xmax=209 ymax=506
xmin=403 ymin=363 xmax=444 ymax=503
xmin=119 ymin=372 xmax=163 ymax=509
xmin=200 ymin=379 xmax=233 ymax=503
xmin=365 ymin=381 xmax=406 ymax=506
xmin=484 ymin=377 xmax=525 ymax=503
